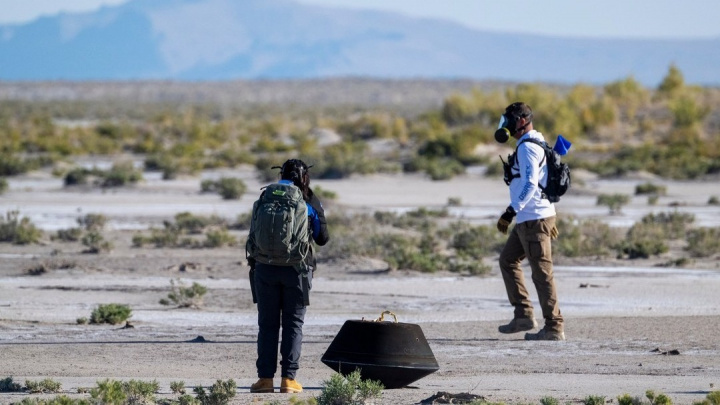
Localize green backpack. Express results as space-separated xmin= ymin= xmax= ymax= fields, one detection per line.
xmin=246 ymin=183 xmax=310 ymax=267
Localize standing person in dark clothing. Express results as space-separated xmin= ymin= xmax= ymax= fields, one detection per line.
xmin=247 ymin=159 xmax=330 ymax=393
xmin=494 ymin=102 xmax=565 ymax=341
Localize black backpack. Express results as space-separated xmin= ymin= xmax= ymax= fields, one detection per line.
xmin=502 ymin=138 xmax=571 ymax=203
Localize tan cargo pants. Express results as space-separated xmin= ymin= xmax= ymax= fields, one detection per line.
xmin=499 ymin=216 xmax=563 ymax=333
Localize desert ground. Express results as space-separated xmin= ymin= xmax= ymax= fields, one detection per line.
xmin=1 ymin=164 xmax=719 ymax=405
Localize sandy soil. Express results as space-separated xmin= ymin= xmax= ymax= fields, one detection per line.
xmin=1 ymin=167 xmax=719 ymax=404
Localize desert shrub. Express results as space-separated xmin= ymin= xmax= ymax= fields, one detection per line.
xmin=406 ymin=156 xmax=465 ymax=180
xmin=702 ymin=391 xmax=720 ymax=405
xmin=647 ymin=195 xmax=659 ymax=205
xmin=617 ymin=393 xmax=642 ymax=405
xmin=0 ymin=177 xmax=7 ymax=194
xmin=617 ymin=222 xmax=670 ymax=259
xmin=313 ymin=185 xmax=337 ymax=201
xmin=540 ymin=397 xmax=560 ymax=405
xmin=0 ymin=210 xmax=42 ymax=244
xmin=686 ymin=227 xmax=720 ymax=257
xmin=639 ymin=212 xmax=694 ymax=239
xmin=160 ymin=280 xmax=208 ymax=308
xmin=0 ymin=376 xmax=23 ymax=392
xmin=316 ymin=370 xmax=383 ymax=405
xmin=25 ymin=378 xmax=62 ymax=394
xmin=170 ymin=381 xmax=186 ymax=395
xmin=646 ymin=390 xmax=673 ymax=405
xmin=173 ymin=212 xmax=226 ymax=234
xmin=24 ymin=259 xmax=76 ymax=276
xmin=54 ymin=227 xmax=83 ymax=242
xmin=81 ymin=231 xmax=113 ymax=254
xmin=447 ymin=197 xmax=462 ymax=206
xmin=193 ymin=379 xmax=236 ymax=405
xmin=635 ymin=182 xmax=667 ymax=196
xmin=368 ymin=233 xmax=444 ymax=273
xmin=555 ymin=217 xmax=617 ymax=258
xmin=204 ymin=228 xmax=237 ymax=247
xmin=452 ymin=224 xmax=505 ymax=259
xmin=100 ymin=161 xmax=143 ymax=188
xmin=708 ymin=196 xmax=719 ymax=205
xmin=77 ymin=317 xmax=89 ymax=325
xmin=123 ymin=379 xmax=160 ymax=405
xmin=64 ymin=168 xmax=92 ymax=186
xmin=597 ymin=193 xmax=630 ymax=214
xmin=77 ymin=213 xmax=108 ymax=231
xmin=200 ymin=177 xmax=246 ymax=200
xmin=90 ymin=379 xmax=126 ymax=405
xmin=89 ymin=303 xmax=132 ymax=325
xmin=583 ymin=395 xmax=607 ymax=405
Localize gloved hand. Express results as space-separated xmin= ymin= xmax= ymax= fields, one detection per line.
xmin=550 ymin=225 xmax=559 ymax=240
xmin=496 ymin=206 xmax=516 ymax=234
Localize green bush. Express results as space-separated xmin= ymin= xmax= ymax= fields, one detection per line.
xmin=540 ymin=397 xmax=560 ymax=405
xmin=597 ymin=193 xmax=630 ymax=215
xmin=316 ymin=370 xmax=383 ymax=405
xmin=25 ymin=379 xmax=62 ymax=394
xmin=201 ymin=177 xmax=246 ymax=200
xmin=204 ymin=228 xmax=237 ymax=248
xmin=170 ymin=381 xmax=186 ymax=395
xmin=0 ymin=177 xmax=7 ymax=194
xmin=81 ymin=231 xmax=113 ymax=254
xmin=452 ymin=224 xmax=505 ymax=259
xmin=0 ymin=376 xmax=23 ymax=392
xmin=686 ymin=227 xmax=720 ymax=257
xmin=89 ymin=303 xmax=132 ymax=325
xmin=0 ymin=210 xmax=42 ymax=244
xmin=193 ymin=379 xmax=236 ymax=405
xmin=160 ymin=280 xmax=208 ymax=308
xmin=54 ymin=227 xmax=83 ymax=242
xmin=90 ymin=379 xmax=126 ymax=404
xmin=555 ymin=217 xmax=618 ymax=258
xmin=77 ymin=213 xmax=108 ymax=231
xmin=635 ymin=182 xmax=667 ymax=195
xmin=583 ymin=395 xmax=607 ymax=405
xmin=101 ymin=161 xmax=143 ymax=188
xmin=708 ymin=196 xmax=719 ymax=206
xmin=617 ymin=222 xmax=670 ymax=259
xmin=639 ymin=212 xmax=694 ymax=239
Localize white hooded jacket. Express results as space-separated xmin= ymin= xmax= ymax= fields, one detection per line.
xmin=508 ymin=130 xmax=556 ymax=223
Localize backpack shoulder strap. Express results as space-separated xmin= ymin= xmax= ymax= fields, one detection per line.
xmin=517 ymin=138 xmax=548 ymax=166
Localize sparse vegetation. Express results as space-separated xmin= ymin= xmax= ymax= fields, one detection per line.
xmin=200 ymin=177 xmax=246 ymax=200
xmin=89 ymin=303 xmax=132 ymax=325
xmin=0 ymin=377 xmax=23 ymax=392
xmin=0 ymin=210 xmax=42 ymax=244
xmin=159 ymin=279 xmax=208 ymax=308
xmin=597 ymin=193 xmax=631 ymax=215
xmin=24 ymin=379 xmax=62 ymax=394
xmin=316 ymin=370 xmax=384 ymax=405
xmin=193 ymin=379 xmax=236 ymax=405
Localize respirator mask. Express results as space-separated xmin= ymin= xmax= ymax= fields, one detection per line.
xmin=494 ymin=114 xmax=517 ymax=144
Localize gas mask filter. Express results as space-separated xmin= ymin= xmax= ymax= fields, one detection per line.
xmin=494 ymin=114 xmax=515 ymax=143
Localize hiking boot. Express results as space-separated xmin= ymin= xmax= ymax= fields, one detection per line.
xmin=524 ymin=328 xmax=565 ymax=341
xmin=498 ymin=317 xmax=537 ymax=334
xmin=280 ymin=378 xmax=303 ymax=394
xmin=250 ymin=378 xmax=274 ymax=393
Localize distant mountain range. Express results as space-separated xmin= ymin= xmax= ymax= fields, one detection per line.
xmin=1 ymin=0 xmax=718 ymax=86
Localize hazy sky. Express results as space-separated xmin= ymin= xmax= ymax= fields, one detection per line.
xmin=1 ymin=0 xmax=719 ymax=39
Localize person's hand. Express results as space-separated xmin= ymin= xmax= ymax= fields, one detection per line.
xmin=550 ymin=225 xmax=559 ymax=239
xmin=496 ymin=206 xmax=516 ymax=234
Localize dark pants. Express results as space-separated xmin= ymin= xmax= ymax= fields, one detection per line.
xmin=254 ymin=262 xmax=307 ymax=379
xmin=499 ymin=216 xmax=564 ymax=333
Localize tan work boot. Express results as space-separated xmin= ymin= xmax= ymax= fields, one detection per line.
xmin=250 ymin=378 xmax=274 ymax=393
xmin=498 ymin=317 xmax=537 ymax=334
xmin=280 ymin=377 xmax=303 ymax=393
xmin=525 ymin=328 xmax=565 ymax=341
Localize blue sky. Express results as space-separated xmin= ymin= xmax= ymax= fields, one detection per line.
xmin=1 ymin=0 xmax=719 ymax=39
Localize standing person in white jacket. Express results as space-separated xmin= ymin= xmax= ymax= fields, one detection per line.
xmin=494 ymin=102 xmax=565 ymax=341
